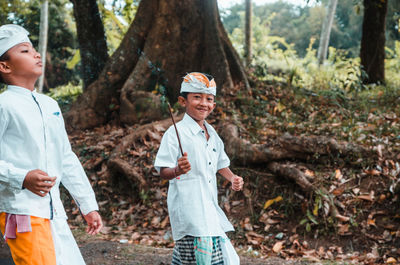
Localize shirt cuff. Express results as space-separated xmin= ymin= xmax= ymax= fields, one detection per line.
xmin=154 ymin=163 xmax=177 ymax=173
xmin=78 ymin=200 xmax=99 ymax=215
xmin=217 ymin=161 xmax=230 ymax=171
xmin=10 ymin=168 xmax=29 ymax=190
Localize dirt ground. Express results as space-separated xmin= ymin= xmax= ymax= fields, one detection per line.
xmin=0 ymin=236 xmax=309 ymax=265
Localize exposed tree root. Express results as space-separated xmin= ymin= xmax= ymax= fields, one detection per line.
xmin=267 ymin=162 xmax=315 ymax=192
xmin=110 ymin=117 xmax=176 ymax=156
xmin=219 ymin=122 xmax=376 ymax=165
xmin=108 ymin=158 xmax=148 ymax=190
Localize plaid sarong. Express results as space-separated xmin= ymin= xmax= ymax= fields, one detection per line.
xmin=171 ymin=235 xmax=224 ymax=265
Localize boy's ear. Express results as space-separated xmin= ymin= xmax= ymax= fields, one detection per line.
xmin=178 ymin=96 xmax=186 ymax=107
xmin=0 ymin=61 xmax=11 ymax=74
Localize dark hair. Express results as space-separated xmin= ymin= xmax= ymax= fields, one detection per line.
xmin=180 ymin=92 xmax=189 ymax=99
xmin=179 ymin=92 xmax=217 ymax=100
xmin=0 ymin=51 xmax=9 ymax=84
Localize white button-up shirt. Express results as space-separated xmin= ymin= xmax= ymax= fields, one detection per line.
xmin=0 ymin=85 xmax=98 ymax=219
xmin=154 ymin=113 xmax=234 ymax=241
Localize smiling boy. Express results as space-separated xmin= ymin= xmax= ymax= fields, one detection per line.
xmin=0 ymin=24 xmax=102 ymax=265
xmin=154 ymin=72 xmax=243 ymax=265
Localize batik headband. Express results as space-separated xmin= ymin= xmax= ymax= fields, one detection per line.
xmin=180 ymin=72 xmax=217 ymax=96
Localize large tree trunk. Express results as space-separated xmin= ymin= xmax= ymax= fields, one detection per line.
xmin=65 ymin=0 xmax=249 ymax=130
xmin=360 ymin=0 xmax=388 ymax=84
xmin=70 ymin=0 xmax=108 ymax=89
xmin=317 ymin=0 xmax=338 ymax=65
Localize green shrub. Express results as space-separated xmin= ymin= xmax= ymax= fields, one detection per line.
xmin=47 ymin=82 xmax=82 ymax=113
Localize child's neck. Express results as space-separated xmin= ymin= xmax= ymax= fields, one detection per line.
xmin=187 ymin=113 xmax=206 ymax=129
xmin=8 ymin=79 xmax=36 ymax=91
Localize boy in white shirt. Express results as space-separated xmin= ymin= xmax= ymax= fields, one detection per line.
xmin=154 ymin=72 xmax=244 ymax=265
xmin=0 ymin=24 xmax=102 ymax=265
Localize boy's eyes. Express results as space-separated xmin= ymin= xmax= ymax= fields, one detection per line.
xmin=191 ymin=94 xmax=214 ymax=102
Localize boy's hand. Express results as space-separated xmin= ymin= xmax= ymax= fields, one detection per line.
xmin=23 ymin=169 xmax=56 ymax=197
xmin=176 ymin=152 xmax=191 ymax=176
xmin=231 ymin=175 xmax=244 ymax=191
xmin=84 ymin=211 xmax=103 ymax=235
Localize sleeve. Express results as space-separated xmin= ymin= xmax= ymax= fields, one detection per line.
xmin=59 ymin=113 xmax=98 ymax=215
xmin=154 ymin=127 xmax=180 ymax=173
xmin=0 ymin=104 xmax=28 ymax=191
xmin=216 ymin=137 xmax=230 ymax=170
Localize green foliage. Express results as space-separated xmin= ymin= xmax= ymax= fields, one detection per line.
xmin=385 ymin=41 xmax=400 ymax=88
xmin=1 ymin=0 xmax=80 ymax=89
xmin=221 ymin=1 xmax=398 ymax=58
xmin=98 ymin=0 xmax=139 ymax=54
xmin=47 ymin=82 xmax=82 ymax=112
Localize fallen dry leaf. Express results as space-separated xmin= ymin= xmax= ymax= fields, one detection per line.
xmin=130 ymin=232 xmax=141 ymax=241
xmin=364 ymin=169 xmax=380 ymax=176
xmin=338 ymin=223 xmax=350 ymax=235
xmin=367 ymin=218 xmax=376 ymax=227
xmin=336 ymin=214 xmax=350 ymax=222
xmin=357 ymin=191 xmax=375 ymax=201
xmin=160 ymin=216 xmax=169 ymax=228
xmin=263 ymin=195 xmax=283 ymax=209
xmin=272 ymin=241 xmax=284 ymax=253
xmin=335 ymin=169 xmax=343 ymax=180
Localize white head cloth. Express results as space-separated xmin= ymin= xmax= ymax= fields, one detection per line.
xmin=0 ymin=24 xmax=31 ymax=57
xmin=180 ymin=72 xmax=217 ymax=96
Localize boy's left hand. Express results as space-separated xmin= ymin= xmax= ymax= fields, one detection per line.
xmin=231 ymin=175 xmax=244 ymax=191
xmin=83 ymin=211 xmax=103 ymax=235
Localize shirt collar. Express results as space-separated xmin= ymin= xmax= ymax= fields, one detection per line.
xmin=182 ymin=113 xmax=216 ymax=136
xmin=7 ymin=85 xmax=37 ymax=98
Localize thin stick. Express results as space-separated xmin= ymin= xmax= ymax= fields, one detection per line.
xmin=167 ymin=102 xmax=184 ymax=156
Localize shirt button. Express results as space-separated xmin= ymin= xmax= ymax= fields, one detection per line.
xmin=209 ymin=162 xmax=211 ymax=165
xmin=202 ymin=130 xmax=204 ymax=133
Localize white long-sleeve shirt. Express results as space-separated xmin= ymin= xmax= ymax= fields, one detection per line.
xmin=154 ymin=114 xmax=234 ymax=241
xmin=0 ymin=85 xmax=98 ymax=219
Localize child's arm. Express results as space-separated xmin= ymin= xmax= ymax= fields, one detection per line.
xmin=160 ymin=152 xmax=191 ymax=180
xmin=218 ymin=167 xmax=244 ymax=191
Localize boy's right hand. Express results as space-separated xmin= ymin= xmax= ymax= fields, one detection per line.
xmin=176 ymin=152 xmax=191 ymax=176
xmin=23 ymin=169 xmax=56 ymax=197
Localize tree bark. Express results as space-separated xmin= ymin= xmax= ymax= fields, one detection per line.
xmin=65 ymin=0 xmax=249 ymax=130
xmin=245 ymin=0 xmax=252 ymax=67
xmin=360 ymin=0 xmax=388 ymax=84
xmin=37 ymin=0 xmax=48 ymax=93
xmin=317 ymin=0 xmax=338 ymax=65
xmin=70 ymin=0 xmax=108 ymax=89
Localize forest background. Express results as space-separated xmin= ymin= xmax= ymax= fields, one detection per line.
xmin=1 ymin=0 xmax=400 ymax=264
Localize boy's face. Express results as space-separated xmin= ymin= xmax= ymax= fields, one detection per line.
xmin=179 ymin=93 xmax=216 ymax=123
xmin=0 ymin=42 xmax=42 ymax=81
